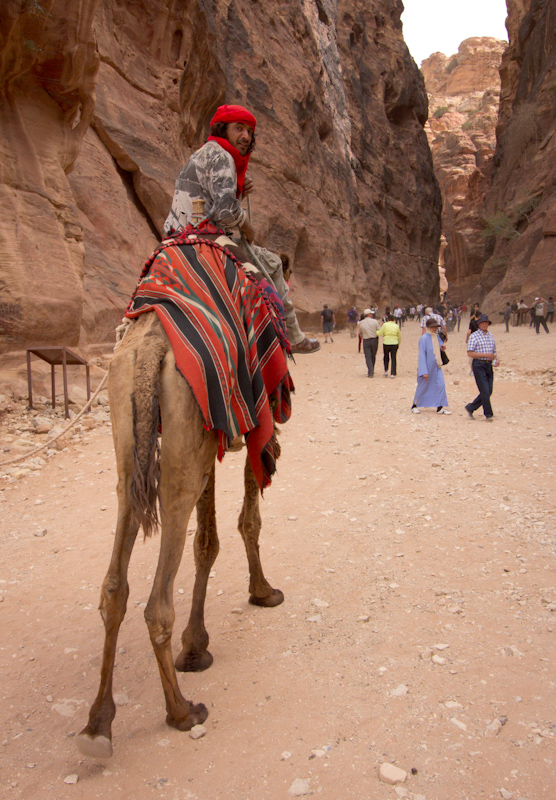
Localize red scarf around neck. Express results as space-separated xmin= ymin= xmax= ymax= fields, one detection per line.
xmin=207 ymin=135 xmax=250 ymax=197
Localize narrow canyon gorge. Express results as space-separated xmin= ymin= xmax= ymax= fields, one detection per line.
xmin=1 ymin=0 xmax=555 ymax=363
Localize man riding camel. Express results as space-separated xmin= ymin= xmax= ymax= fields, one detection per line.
xmin=164 ymin=104 xmax=320 ymax=355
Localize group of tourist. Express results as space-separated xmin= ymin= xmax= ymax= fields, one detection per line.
xmin=500 ymin=297 xmax=553 ymax=334
xmin=321 ymin=300 xmax=502 ymax=421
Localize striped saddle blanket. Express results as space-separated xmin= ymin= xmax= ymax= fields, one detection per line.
xmin=124 ymin=222 xmax=294 ymax=490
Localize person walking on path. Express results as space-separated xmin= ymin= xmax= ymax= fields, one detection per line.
xmin=321 ymin=304 xmax=336 ymax=343
xmin=377 ymin=314 xmax=401 ymax=378
xmin=358 ymin=308 xmax=380 ymax=377
xmin=547 ymin=297 xmax=555 ymax=324
xmin=411 ymin=318 xmax=451 ymax=414
xmin=517 ymin=299 xmax=528 ymax=326
xmin=501 ymin=302 xmax=512 ymax=332
xmin=466 ymin=306 xmax=483 ymax=373
xmin=347 ymin=306 xmax=359 ymax=338
xmin=421 ymin=307 xmax=447 ymax=339
xmin=533 ymin=297 xmax=550 ymax=334
xmin=511 ymin=300 xmax=519 ymax=326
xmin=465 ymin=314 xmax=498 ymax=421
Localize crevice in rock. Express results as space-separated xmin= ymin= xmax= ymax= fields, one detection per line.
xmin=98 ymin=54 xmax=166 ymax=101
xmin=111 ymin=156 xmax=161 ymax=243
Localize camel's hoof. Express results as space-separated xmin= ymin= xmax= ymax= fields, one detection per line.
xmin=175 ymin=648 xmax=213 ymax=673
xmin=249 ymin=588 xmax=284 ymax=607
xmin=166 ymin=703 xmax=208 ymax=731
xmin=76 ymin=732 xmax=113 ymax=759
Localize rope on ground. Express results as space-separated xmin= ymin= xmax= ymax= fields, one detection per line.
xmin=0 ymin=371 xmax=108 ymax=468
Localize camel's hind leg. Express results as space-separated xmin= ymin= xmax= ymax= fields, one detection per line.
xmin=77 ymin=347 xmax=140 ymax=759
xmin=175 ymin=465 xmax=219 ymax=673
xmin=144 ymin=350 xmax=218 ymax=730
xmin=238 ymin=448 xmax=284 ymax=607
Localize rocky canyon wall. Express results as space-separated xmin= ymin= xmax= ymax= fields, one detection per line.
xmin=477 ymin=0 xmax=556 ymax=309
xmin=436 ymin=0 xmax=556 ymax=308
xmin=0 ymin=0 xmax=441 ymax=359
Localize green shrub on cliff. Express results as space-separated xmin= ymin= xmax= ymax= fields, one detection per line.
xmin=480 ymin=213 xmax=519 ymax=240
xmin=433 ymin=106 xmax=450 ymax=119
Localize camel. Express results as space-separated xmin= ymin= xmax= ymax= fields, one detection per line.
xmin=76 ymin=312 xmax=284 ymax=759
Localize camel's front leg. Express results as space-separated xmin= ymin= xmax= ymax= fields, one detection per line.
xmin=175 ymin=465 xmax=219 ymax=672
xmin=238 ymin=455 xmax=284 ymax=607
xmin=77 ymin=349 xmax=139 ymax=759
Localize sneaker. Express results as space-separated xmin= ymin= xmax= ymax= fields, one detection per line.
xmin=485 ymin=416 xmax=494 ymax=422
xmin=464 ymin=405 xmax=474 ymax=420
xmin=411 ymin=407 xmax=420 ymax=414
xmin=437 ymin=408 xmax=452 ymax=415
xmin=383 ymin=372 xmax=388 ymax=378
xmin=390 ymin=374 xmax=396 ymax=379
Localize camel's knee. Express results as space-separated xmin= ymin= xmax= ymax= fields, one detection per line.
xmin=194 ymin=527 xmax=219 ymax=565
xmin=144 ymin=602 xmax=175 ymax=647
xmin=238 ymin=507 xmax=261 ymax=537
xmin=99 ymin=576 xmax=129 ymax=624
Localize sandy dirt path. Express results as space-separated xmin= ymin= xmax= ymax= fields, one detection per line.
xmin=1 ymin=320 xmax=555 ymax=800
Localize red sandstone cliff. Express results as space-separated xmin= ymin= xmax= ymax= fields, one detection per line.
xmin=439 ymin=1 xmax=556 ymax=307
xmin=0 ymin=0 xmax=440 ymax=358
xmin=477 ymin=0 xmax=556 ymax=309
xmin=421 ymin=38 xmax=507 ymax=298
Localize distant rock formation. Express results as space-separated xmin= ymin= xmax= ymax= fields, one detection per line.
xmin=421 ymin=38 xmax=507 ymax=300
xmin=0 ymin=0 xmax=441 ymax=360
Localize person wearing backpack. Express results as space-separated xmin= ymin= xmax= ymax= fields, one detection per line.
xmin=534 ymin=297 xmax=550 ymax=334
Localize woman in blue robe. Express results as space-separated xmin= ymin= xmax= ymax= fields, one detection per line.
xmin=411 ymin=318 xmax=451 ymax=414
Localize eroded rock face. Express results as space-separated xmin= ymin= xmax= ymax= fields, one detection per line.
xmin=0 ymin=0 xmax=100 ymax=353
xmin=0 ymin=0 xmax=440 ymax=358
xmin=421 ymin=38 xmax=507 ymax=299
xmin=435 ymin=2 xmax=556 ymax=309
xmin=477 ymin=0 xmax=556 ymax=310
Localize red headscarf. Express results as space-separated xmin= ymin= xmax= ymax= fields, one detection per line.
xmin=210 ymin=104 xmax=257 ymax=129
xmin=208 ymin=104 xmax=257 ymax=196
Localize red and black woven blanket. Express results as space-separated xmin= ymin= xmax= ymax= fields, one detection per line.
xmin=125 ymin=225 xmax=294 ymax=490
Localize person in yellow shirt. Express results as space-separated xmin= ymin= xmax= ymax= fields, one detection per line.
xmin=376 ymin=314 xmax=401 ymax=378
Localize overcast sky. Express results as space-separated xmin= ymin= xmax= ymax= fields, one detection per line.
xmin=401 ymin=0 xmax=508 ymax=66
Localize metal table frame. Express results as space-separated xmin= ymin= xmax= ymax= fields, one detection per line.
xmin=26 ymin=346 xmax=90 ymax=419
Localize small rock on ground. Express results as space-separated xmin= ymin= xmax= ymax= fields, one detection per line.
xmin=379 ymin=762 xmax=407 ymax=785
xmin=288 ymin=778 xmax=312 ymax=796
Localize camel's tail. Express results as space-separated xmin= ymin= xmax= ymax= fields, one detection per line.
xmin=130 ymin=330 xmax=167 ymax=537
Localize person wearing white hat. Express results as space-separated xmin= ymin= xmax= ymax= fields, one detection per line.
xmin=534 ymin=297 xmax=550 ymax=334
xmin=358 ymin=308 xmax=380 ymax=377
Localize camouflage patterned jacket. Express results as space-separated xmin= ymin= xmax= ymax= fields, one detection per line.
xmin=164 ymin=141 xmax=246 ymax=235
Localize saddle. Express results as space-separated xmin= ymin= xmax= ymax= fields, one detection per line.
xmin=123 ymin=219 xmax=294 ymax=490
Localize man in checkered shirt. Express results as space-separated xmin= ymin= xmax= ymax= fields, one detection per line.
xmin=465 ymin=314 xmax=498 ymax=420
